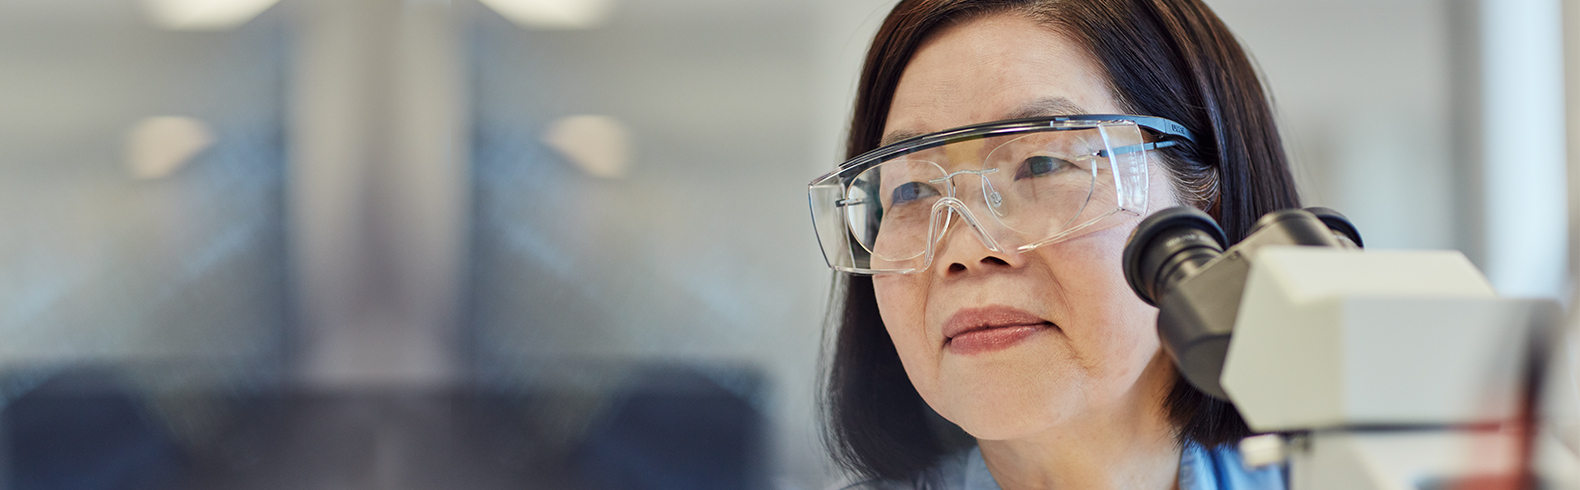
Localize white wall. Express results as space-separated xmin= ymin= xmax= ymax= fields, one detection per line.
xmin=1208 ymin=0 xmax=1568 ymax=299
xmin=0 ymin=2 xmax=289 ymax=377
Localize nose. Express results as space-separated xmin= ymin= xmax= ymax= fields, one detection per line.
xmin=930 ymin=203 xmax=1024 ymax=276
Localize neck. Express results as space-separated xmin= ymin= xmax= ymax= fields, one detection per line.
xmin=976 ymin=351 xmax=1181 ymax=490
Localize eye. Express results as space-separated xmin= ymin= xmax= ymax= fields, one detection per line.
xmin=890 ymin=182 xmax=941 ymax=206
xmin=1014 ymin=155 xmax=1077 ymax=181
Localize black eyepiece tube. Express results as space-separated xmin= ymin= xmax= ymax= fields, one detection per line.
xmin=1122 ymin=206 xmax=1364 ymax=401
xmin=1122 ymin=207 xmax=1227 ymax=307
xmin=1303 ymin=207 xmax=1364 ymax=249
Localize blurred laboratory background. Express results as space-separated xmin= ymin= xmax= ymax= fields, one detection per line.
xmin=0 ymin=0 xmax=1574 ymax=488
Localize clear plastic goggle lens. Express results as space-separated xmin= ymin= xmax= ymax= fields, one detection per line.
xmin=810 ymin=118 xmax=1157 ymax=274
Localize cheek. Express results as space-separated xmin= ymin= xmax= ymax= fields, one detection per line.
xmin=1045 ymin=230 xmax=1161 ymax=375
xmin=872 ymin=275 xmax=941 ymax=393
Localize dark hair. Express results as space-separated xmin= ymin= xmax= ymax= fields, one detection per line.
xmin=823 ymin=0 xmax=1301 ymax=481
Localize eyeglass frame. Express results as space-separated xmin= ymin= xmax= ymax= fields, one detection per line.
xmin=808 ymin=114 xmax=1198 ymax=275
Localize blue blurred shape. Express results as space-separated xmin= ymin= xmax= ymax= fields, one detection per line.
xmin=575 ymin=365 xmax=766 ymax=490
xmin=5 ymin=375 xmax=185 ymax=490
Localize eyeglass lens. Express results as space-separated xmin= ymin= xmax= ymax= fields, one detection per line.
xmin=842 ymin=127 xmax=1125 ymax=270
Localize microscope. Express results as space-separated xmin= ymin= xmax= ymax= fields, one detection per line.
xmin=1122 ymin=207 xmax=1576 ymax=489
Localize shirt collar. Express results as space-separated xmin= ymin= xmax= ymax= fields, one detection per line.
xmin=960 ymin=442 xmax=1224 ymax=490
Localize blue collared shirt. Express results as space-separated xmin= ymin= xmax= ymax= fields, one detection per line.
xmin=845 ymin=442 xmax=1285 ymax=490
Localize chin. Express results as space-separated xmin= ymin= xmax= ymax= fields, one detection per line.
xmin=928 ymin=365 xmax=1084 ymax=441
xmin=943 ymin=395 xmax=1072 ymax=441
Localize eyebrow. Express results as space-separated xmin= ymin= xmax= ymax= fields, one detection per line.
xmin=879 ymin=129 xmax=927 ymax=148
xmin=878 ymin=97 xmax=1089 ymax=147
xmin=1003 ymin=97 xmax=1087 ymax=120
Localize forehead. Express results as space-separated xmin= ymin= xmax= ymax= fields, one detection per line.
xmin=883 ymin=13 xmax=1122 ymax=141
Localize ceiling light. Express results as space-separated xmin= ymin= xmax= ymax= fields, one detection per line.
xmin=142 ymin=0 xmax=282 ymax=31
xmin=126 ymin=117 xmax=214 ymax=180
xmin=478 ymin=0 xmax=613 ymax=30
xmin=542 ymin=115 xmax=631 ymax=179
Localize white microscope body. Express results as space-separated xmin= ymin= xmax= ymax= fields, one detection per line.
xmin=1122 ymin=207 xmax=1577 ymax=489
xmin=1224 ymin=247 xmax=1567 ymax=489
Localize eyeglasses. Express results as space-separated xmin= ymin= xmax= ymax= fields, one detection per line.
xmin=808 ymin=115 xmax=1195 ymax=274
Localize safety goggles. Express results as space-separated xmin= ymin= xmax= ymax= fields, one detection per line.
xmin=808 ymin=115 xmax=1194 ymax=274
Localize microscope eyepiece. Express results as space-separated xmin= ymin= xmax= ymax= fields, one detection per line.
xmin=1121 ymin=206 xmax=1365 ymax=400
xmin=1122 ymin=207 xmax=1227 ymax=307
xmin=1303 ymin=207 xmax=1364 ymax=249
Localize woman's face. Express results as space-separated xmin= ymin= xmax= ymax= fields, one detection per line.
xmin=875 ymin=13 xmax=1180 ymax=441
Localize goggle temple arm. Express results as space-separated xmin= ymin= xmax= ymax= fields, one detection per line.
xmin=1095 ymin=139 xmax=1179 ymax=158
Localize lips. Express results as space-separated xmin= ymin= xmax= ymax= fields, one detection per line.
xmin=941 ymin=306 xmax=1054 ymax=355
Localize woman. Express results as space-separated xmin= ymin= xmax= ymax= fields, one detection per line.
xmin=807 ymin=0 xmax=1300 ymax=488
